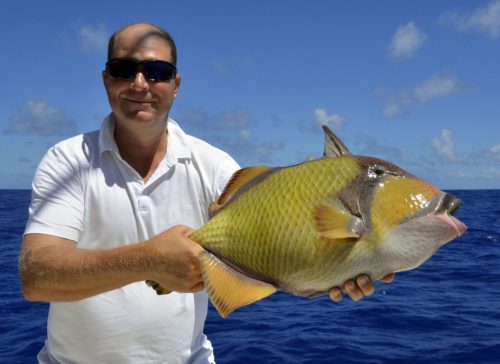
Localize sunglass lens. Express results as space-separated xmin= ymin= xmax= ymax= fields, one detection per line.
xmin=143 ymin=61 xmax=176 ymax=82
xmin=108 ymin=59 xmax=137 ymax=80
xmin=106 ymin=59 xmax=176 ymax=82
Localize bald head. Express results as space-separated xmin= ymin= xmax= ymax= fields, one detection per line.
xmin=107 ymin=22 xmax=177 ymax=65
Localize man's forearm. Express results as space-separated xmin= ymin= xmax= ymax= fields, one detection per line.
xmin=19 ymin=234 xmax=151 ymax=302
xmin=20 ymin=226 xmax=204 ymax=302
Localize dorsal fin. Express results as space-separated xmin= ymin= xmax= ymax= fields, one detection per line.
xmin=322 ymin=124 xmax=351 ymax=157
xmin=217 ymin=166 xmax=272 ymax=206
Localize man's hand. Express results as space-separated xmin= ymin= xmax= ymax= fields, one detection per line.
xmin=145 ymin=225 xmax=205 ymax=293
xmin=146 ymin=226 xmax=396 ymax=300
xmin=329 ymin=273 xmax=395 ymax=302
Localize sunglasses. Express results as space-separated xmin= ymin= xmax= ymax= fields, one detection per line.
xmin=105 ymin=58 xmax=177 ymax=82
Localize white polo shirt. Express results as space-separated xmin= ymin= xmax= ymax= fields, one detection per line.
xmin=25 ymin=115 xmax=239 ymax=364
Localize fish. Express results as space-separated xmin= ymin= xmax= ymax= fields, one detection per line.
xmin=150 ymin=125 xmax=467 ymax=318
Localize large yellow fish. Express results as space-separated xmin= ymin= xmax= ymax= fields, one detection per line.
xmin=152 ymin=126 xmax=467 ymax=318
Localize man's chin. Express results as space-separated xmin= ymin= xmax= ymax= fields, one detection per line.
xmin=122 ymin=110 xmax=162 ymax=124
xmin=133 ymin=110 xmax=156 ymax=122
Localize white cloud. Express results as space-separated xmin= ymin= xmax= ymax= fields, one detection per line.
xmin=239 ymin=128 xmax=251 ymax=140
xmin=455 ymin=170 xmax=475 ymax=179
xmin=226 ymin=130 xmax=283 ymax=163
xmin=3 ymin=100 xmax=77 ymax=136
xmin=483 ymin=166 xmax=500 ymax=178
xmin=211 ymin=61 xmax=229 ymax=75
xmin=242 ymin=139 xmax=284 ymax=162
xmin=380 ymin=73 xmax=465 ymax=119
xmin=79 ymin=24 xmax=108 ymax=53
xmin=314 ymin=108 xmax=345 ymax=131
xmin=379 ymin=88 xmax=412 ymax=118
xmin=432 ymin=129 xmax=457 ymax=161
xmin=441 ymin=0 xmax=500 ymax=39
xmin=491 ymin=144 xmax=500 ymax=160
xmin=210 ymin=56 xmax=258 ymax=75
xmin=430 ymin=129 xmax=473 ymax=165
xmin=414 ymin=74 xmax=462 ymax=102
xmin=383 ymin=103 xmax=405 ymax=118
xmin=184 ymin=107 xmax=251 ymax=131
xmin=387 ymin=22 xmax=426 ymax=60
xmin=182 ymin=107 xmax=283 ymax=163
xmin=354 ymin=133 xmax=411 ymax=164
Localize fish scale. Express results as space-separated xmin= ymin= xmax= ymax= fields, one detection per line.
xmin=192 ymin=157 xmax=362 ymax=290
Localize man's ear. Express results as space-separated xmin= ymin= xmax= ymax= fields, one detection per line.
xmin=102 ymin=70 xmax=109 ymax=91
xmin=173 ymin=74 xmax=181 ymax=99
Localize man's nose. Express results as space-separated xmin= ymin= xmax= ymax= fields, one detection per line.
xmin=130 ymin=72 xmax=149 ymax=91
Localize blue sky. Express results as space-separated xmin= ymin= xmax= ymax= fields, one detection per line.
xmin=1 ymin=0 xmax=499 ymax=189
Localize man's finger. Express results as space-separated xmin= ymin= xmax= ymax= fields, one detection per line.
xmin=329 ymin=287 xmax=344 ymax=302
xmin=356 ymin=275 xmax=375 ymax=296
xmin=380 ymin=273 xmax=395 ymax=283
xmin=344 ymin=279 xmax=363 ymax=301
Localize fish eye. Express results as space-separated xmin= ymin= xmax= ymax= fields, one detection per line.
xmin=368 ymin=165 xmax=387 ymax=179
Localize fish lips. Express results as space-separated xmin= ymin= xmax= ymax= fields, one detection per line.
xmin=400 ymin=192 xmax=467 ymax=237
xmin=430 ymin=192 xmax=467 ymax=237
xmin=434 ymin=192 xmax=462 ymax=216
xmin=397 ymin=192 xmax=467 ymax=244
xmin=432 ymin=213 xmax=467 ymax=237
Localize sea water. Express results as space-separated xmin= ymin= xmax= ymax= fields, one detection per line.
xmin=1 ymin=189 xmax=499 ymax=363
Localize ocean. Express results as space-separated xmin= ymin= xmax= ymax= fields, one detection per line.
xmin=1 ymin=189 xmax=499 ymax=363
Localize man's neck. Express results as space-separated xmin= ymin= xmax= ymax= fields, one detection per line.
xmin=114 ymin=119 xmax=169 ymax=182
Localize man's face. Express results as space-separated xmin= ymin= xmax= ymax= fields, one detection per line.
xmin=102 ymin=27 xmax=181 ymax=129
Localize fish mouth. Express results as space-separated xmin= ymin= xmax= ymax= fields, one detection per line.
xmin=434 ymin=193 xmax=462 ymax=215
xmin=401 ymin=192 xmax=467 ymax=237
xmin=432 ymin=193 xmax=467 ymax=237
xmin=433 ymin=213 xmax=467 ymax=237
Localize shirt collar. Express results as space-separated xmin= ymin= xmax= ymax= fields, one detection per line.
xmin=98 ymin=114 xmax=119 ymax=155
xmin=166 ymin=118 xmax=192 ymax=161
xmin=98 ymin=114 xmax=192 ymax=163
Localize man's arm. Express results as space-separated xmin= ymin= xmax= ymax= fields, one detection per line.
xmin=19 ymin=225 xmax=204 ymax=302
xmin=20 ymin=222 xmax=394 ymax=303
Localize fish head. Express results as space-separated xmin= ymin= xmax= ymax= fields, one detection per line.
xmin=340 ymin=156 xmax=467 ymax=273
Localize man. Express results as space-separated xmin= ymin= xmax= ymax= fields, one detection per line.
xmin=19 ymin=22 xmax=393 ymax=363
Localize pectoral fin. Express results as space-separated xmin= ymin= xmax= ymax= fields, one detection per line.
xmin=314 ymin=203 xmax=364 ymax=240
xmin=199 ymin=251 xmax=277 ymax=318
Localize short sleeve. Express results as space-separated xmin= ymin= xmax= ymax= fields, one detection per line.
xmin=24 ymin=143 xmax=85 ymax=242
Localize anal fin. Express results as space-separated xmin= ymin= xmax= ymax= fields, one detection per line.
xmin=199 ymin=251 xmax=277 ymax=318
